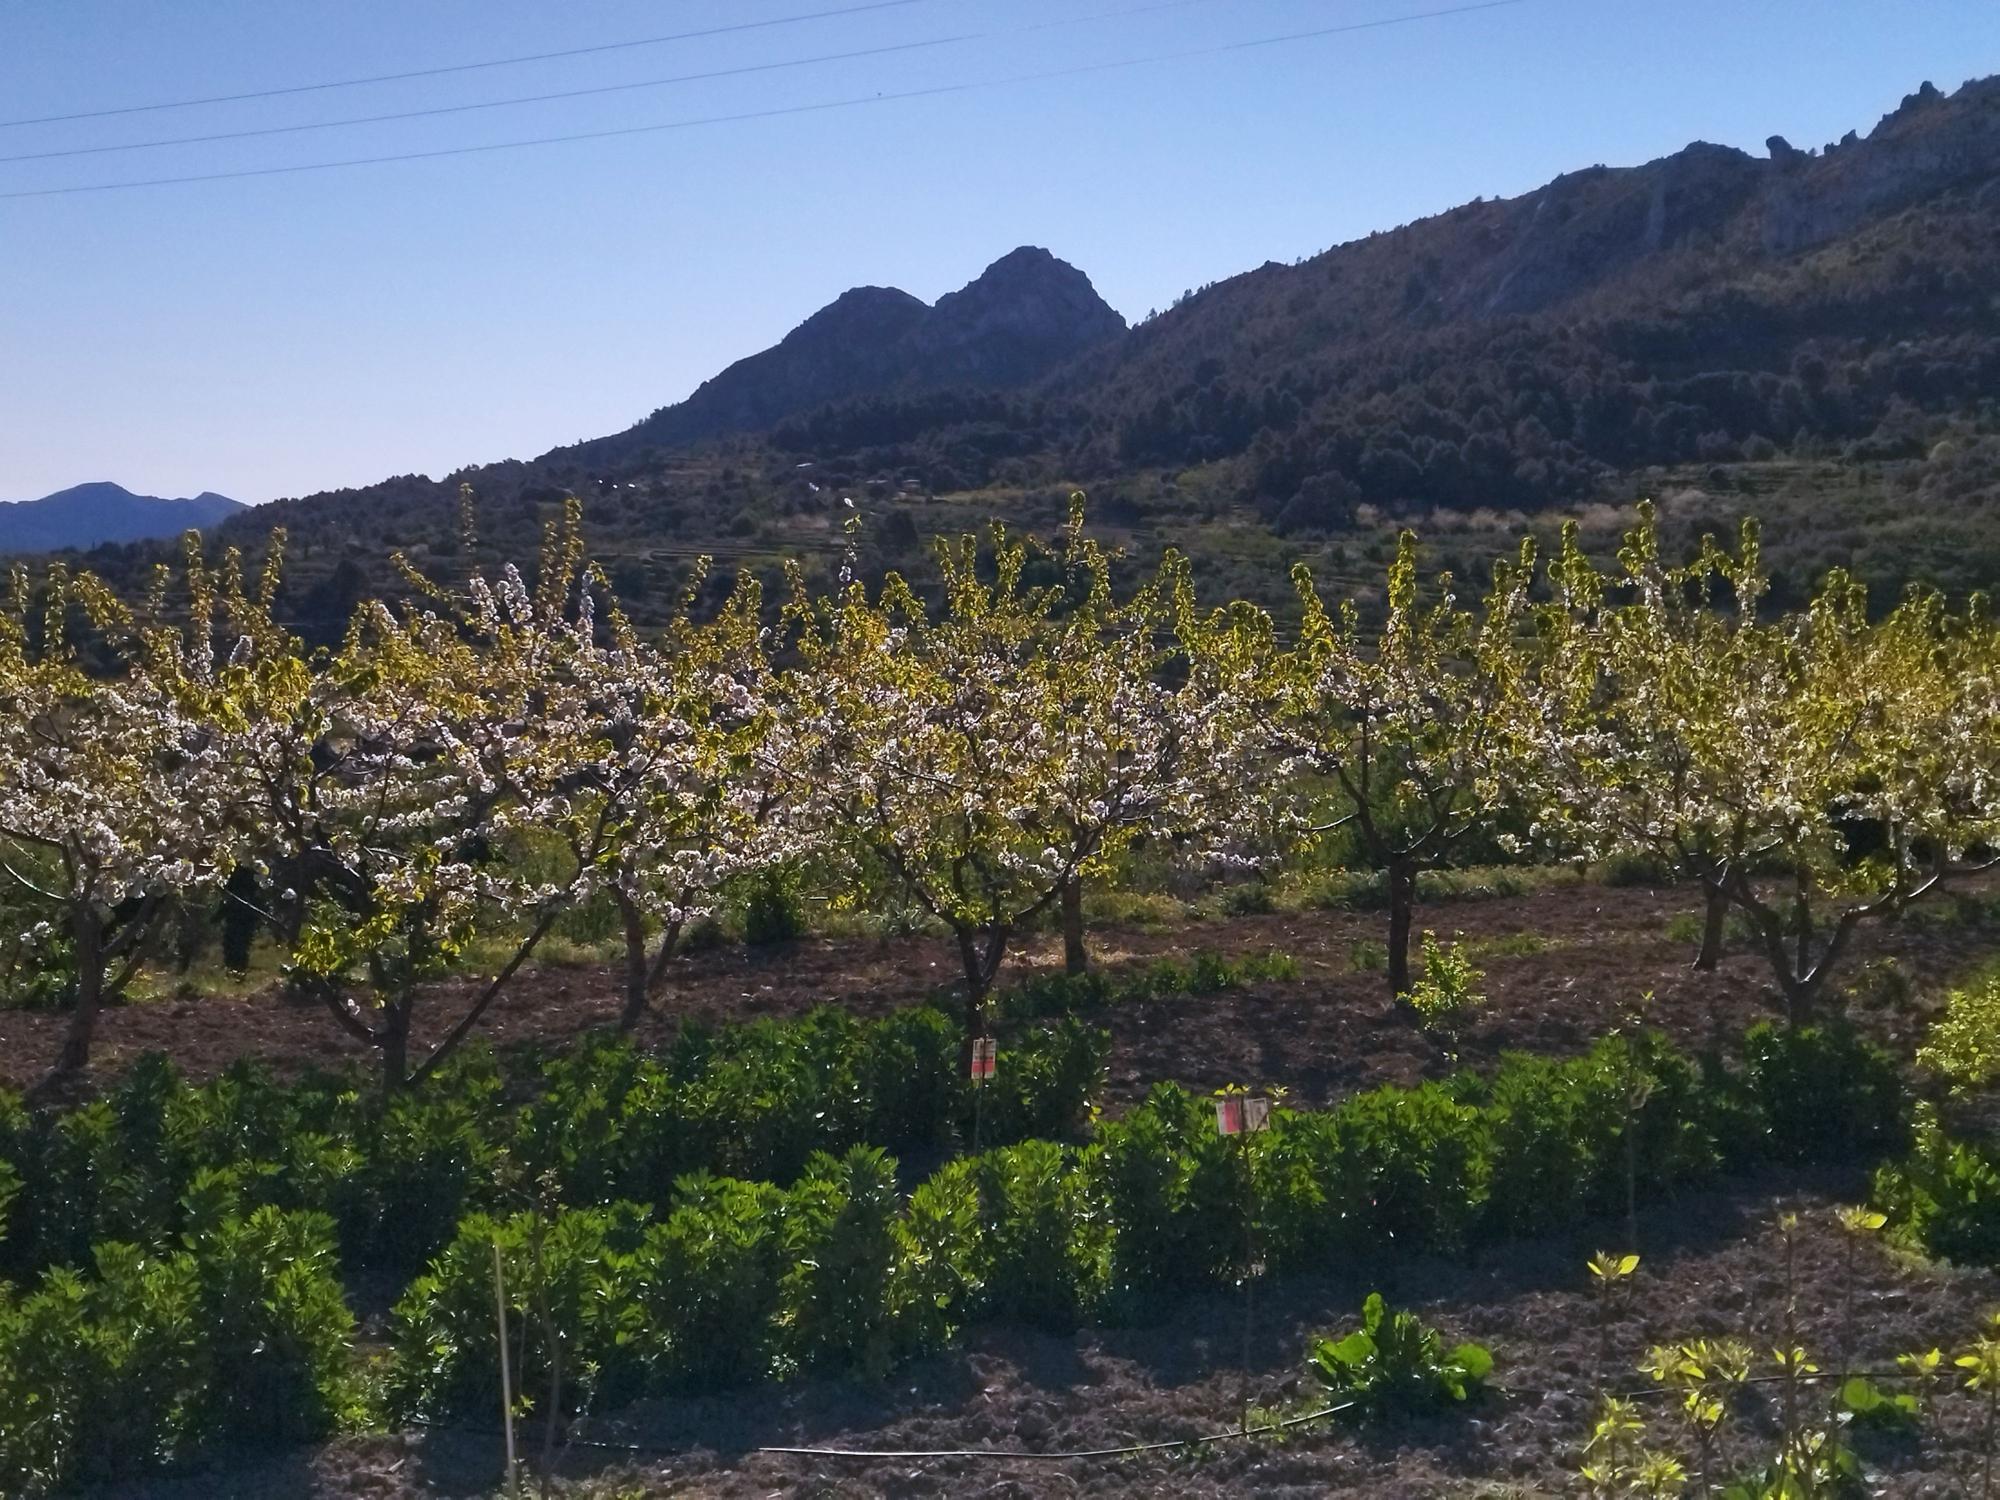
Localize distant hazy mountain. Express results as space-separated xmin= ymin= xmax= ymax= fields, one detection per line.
xmin=0 ymin=482 xmax=244 ymax=554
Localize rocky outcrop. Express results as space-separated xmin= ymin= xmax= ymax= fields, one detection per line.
xmin=1477 ymin=143 xmax=1763 ymax=316
xmin=1762 ymin=76 xmax=2000 ymax=251
xmin=1414 ymin=76 xmax=2000 ymax=317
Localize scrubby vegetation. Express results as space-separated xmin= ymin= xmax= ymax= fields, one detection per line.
xmin=102 ymin=79 xmax=2000 ymax=652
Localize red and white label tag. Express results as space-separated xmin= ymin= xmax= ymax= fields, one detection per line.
xmin=1215 ymin=1095 xmax=1271 ymax=1135
xmin=970 ymin=1036 xmax=997 ymax=1081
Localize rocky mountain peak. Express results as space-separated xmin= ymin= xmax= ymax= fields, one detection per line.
xmin=913 ymin=246 xmax=1127 ymax=387
xmin=794 ymin=284 xmax=928 ymax=341
xmin=572 ymin=248 xmax=1124 ymax=460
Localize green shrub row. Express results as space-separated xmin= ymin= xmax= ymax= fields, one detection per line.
xmin=0 ymin=1008 xmax=1107 ymax=1280
xmin=0 ymin=1205 xmax=357 ymax=1494
xmin=510 ymin=1008 xmax=1103 ymax=1204
xmin=391 ymin=1022 xmax=1903 ymax=1420
xmin=0 ymin=1051 xmax=505 ymax=1280
xmin=0 ymin=1016 xmax=1898 ymax=1480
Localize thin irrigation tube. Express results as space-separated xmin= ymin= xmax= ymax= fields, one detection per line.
xmin=756 ymin=1403 xmax=1353 ymax=1460
xmin=411 ymin=1401 xmax=1359 ymax=1461
xmin=403 ymin=1366 xmax=1946 ymax=1466
xmin=759 ymin=1371 xmax=1941 ymax=1459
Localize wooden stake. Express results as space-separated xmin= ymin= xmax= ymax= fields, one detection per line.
xmin=1240 ymin=1128 xmax=1257 ymax=1435
xmin=493 ymin=1241 xmax=519 ymax=1497
xmin=1216 ymin=1093 xmax=1270 ymax=1435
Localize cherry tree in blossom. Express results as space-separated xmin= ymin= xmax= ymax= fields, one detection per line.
xmin=784 ymin=501 xmax=1252 ymax=1039
xmin=0 ymin=548 xmax=250 ymax=1083
xmin=544 ymin=561 xmax=800 ymax=1032
xmin=249 ymin=503 xmax=619 ymax=1088
xmin=1262 ymin=530 xmax=1539 ymax=996
xmin=1532 ymin=504 xmax=2000 ymax=1019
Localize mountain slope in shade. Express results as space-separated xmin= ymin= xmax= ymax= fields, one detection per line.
xmin=568 ymin=246 xmax=1126 ymax=461
xmin=0 ymin=483 xmax=243 ymax=554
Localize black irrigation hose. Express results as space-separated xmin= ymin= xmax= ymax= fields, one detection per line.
xmin=702 ymin=1371 xmax=1936 ymax=1461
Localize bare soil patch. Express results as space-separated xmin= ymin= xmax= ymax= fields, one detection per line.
xmin=3 ymin=879 xmax=1986 ymax=1106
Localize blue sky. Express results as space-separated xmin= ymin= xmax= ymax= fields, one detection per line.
xmin=3 ymin=0 xmax=1996 ymax=505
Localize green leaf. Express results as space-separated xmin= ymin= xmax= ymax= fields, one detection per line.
xmin=1327 ymin=1331 xmax=1376 ymax=1368
xmin=1450 ymin=1341 xmax=1494 ymax=1383
xmin=1840 ymin=1375 xmax=1883 ymax=1412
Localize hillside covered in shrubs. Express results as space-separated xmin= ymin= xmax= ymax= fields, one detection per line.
xmin=50 ymin=74 xmax=1998 ymax=637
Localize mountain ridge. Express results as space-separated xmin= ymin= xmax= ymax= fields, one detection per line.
xmin=160 ymin=71 xmax=2000 ymax=627
xmin=565 ymin=245 xmax=1125 ymax=463
xmin=0 ymin=483 xmax=243 ymax=555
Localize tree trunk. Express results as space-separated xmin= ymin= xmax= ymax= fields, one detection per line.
xmin=379 ymin=996 xmax=412 ymax=1094
xmin=956 ymin=925 xmax=1007 ymax=1047
xmin=1061 ymin=874 xmax=1087 ymax=976
xmin=220 ymin=867 xmax=261 ymax=973
xmin=1740 ymin=893 xmax=1846 ymax=1030
xmin=1693 ymin=883 xmax=1729 ymax=971
xmin=1777 ymin=971 xmax=1819 ymax=1030
xmin=617 ymin=893 xmax=649 ymax=1033
xmin=1794 ymin=882 xmax=1813 ymax=984
xmin=1385 ymin=860 xmax=1417 ymax=997
xmin=51 ymin=906 xmax=105 ymax=1077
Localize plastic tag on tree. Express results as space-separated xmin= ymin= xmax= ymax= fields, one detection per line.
xmin=969 ymin=1036 xmax=997 ymax=1081
xmin=1215 ymin=1094 xmax=1271 ymax=1135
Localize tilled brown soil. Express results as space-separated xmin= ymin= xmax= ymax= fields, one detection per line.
xmin=3 ymin=878 xmax=1986 ymax=1104
xmin=100 ymin=1177 xmax=2000 ymax=1498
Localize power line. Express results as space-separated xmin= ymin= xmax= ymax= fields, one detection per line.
xmin=0 ymin=0 xmax=1244 ymax=165
xmin=0 ymin=35 xmax=976 ymax=164
xmin=0 ymin=0 xmax=1238 ymax=135
xmin=0 ymin=1 xmax=1528 ymax=201
xmin=0 ymin=1 xmax=934 ymax=130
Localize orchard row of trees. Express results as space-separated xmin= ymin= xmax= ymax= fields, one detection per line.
xmin=4 ymin=494 xmax=1997 ymax=1093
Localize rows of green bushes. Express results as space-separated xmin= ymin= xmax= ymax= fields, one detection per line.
xmin=0 ymin=1007 xmax=1105 ymax=1280
xmin=0 ymin=1017 xmax=1906 ymax=1488
xmin=391 ymin=1022 xmax=1902 ymax=1422
xmin=0 ymin=1206 xmax=359 ymax=1494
